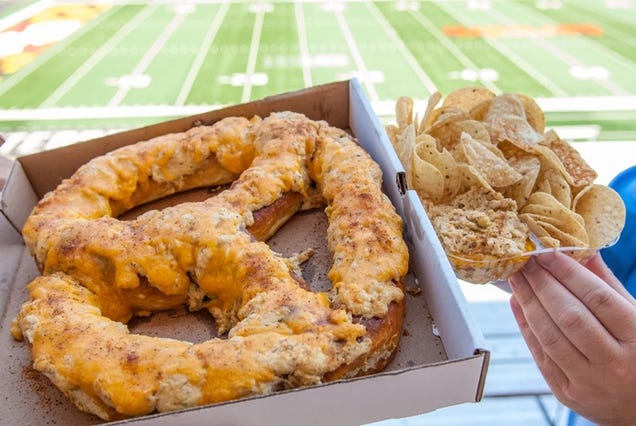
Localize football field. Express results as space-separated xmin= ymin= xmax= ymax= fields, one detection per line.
xmin=1 ymin=0 xmax=636 ymax=157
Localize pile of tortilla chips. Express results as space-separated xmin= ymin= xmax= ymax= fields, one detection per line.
xmin=386 ymin=87 xmax=626 ymax=284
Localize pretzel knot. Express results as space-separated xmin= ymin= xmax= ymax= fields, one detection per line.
xmin=11 ymin=112 xmax=409 ymax=420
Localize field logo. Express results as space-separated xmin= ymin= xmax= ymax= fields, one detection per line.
xmin=0 ymin=5 xmax=110 ymax=79
xmin=443 ymin=23 xmax=603 ymax=38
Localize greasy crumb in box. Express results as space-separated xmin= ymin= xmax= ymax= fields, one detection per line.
xmin=22 ymin=365 xmax=55 ymax=404
xmin=406 ymin=285 xmax=421 ymax=296
xmin=21 ymin=366 xmax=78 ymax=424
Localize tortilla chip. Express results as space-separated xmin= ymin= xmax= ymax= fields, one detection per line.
xmin=469 ymin=99 xmax=493 ymax=122
xmin=419 ymin=91 xmax=442 ymax=133
xmin=502 ymin=154 xmax=541 ymax=209
xmin=414 ymin=134 xmax=461 ymax=201
xmin=458 ymin=132 xmax=522 ymax=188
xmin=441 ymin=86 xmax=496 ymax=114
xmin=484 ymin=115 xmax=544 ymax=146
xmin=411 ymin=147 xmax=445 ymax=202
xmin=394 ymin=123 xmax=416 ymax=169
xmin=485 ymin=93 xmax=527 ymax=120
xmin=534 ymin=168 xmax=572 ymax=208
xmin=428 ymin=118 xmax=491 ymax=151
xmin=515 ymin=93 xmax=546 ymax=134
xmin=540 ymin=130 xmax=597 ymax=187
xmin=396 ymin=96 xmax=414 ymax=131
xmin=385 ymin=124 xmax=400 ymax=148
xmin=520 ymin=192 xmax=589 ymax=247
xmin=573 ymin=184 xmax=626 ymax=248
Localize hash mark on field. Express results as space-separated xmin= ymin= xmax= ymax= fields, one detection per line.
xmin=108 ymin=8 xmax=188 ymax=106
xmin=40 ymin=5 xmax=158 ymax=108
xmin=176 ymin=2 xmax=230 ymax=106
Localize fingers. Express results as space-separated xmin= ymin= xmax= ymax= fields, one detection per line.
xmin=509 ymin=293 xmax=570 ymax=397
xmin=584 ymin=253 xmax=636 ymax=305
xmin=508 ymin=269 xmax=589 ymax=369
xmin=535 ymin=252 xmax=636 ymax=343
xmin=510 ymin=252 xmax=636 ymax=426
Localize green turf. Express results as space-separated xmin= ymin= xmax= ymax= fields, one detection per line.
xmin=0 ymin=0 xmax=634 ymax=139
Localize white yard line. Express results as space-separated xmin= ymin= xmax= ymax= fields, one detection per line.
xmin=175 ymin=1 xmax=230 ymax=106
xmin=0 ymin=0 xmax=51 ymax=31
xmin=409 ymin=6 xmax=501 ymax=94
xmin=294 ymin=1 xmax=313 ymax=88
xmin=40 ymin=5 xmax=158 ymax=108
xmin=366 ymin=2 xmax=437 ymax=95
xmin=489 ymin=7 xmax=629 ymax=96
xmin=241 ymin=7 xmax=265 ymax=103
xmin=436 ymin=2 xmax=567 ymax=97
xmin=333 ymin=7 xmax=379 ymax=102
xmin=108 ymin=9 xmax=188 ymax=106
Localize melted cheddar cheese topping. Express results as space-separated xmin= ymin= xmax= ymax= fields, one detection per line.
xmin=12 ymin=112 xmax=408 ymax=420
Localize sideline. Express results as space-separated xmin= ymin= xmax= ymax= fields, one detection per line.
xmin=1 ymin=96 xmax=635 ymax=121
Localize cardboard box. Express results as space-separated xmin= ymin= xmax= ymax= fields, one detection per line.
xmin=0 ymin=79 xmax=489 ymax=425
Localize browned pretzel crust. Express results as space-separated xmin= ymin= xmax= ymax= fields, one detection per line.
xmin=12 ymin=112 xmax=409 ymax=420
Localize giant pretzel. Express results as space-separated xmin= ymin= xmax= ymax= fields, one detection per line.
xmin=11 ymin=112 xmax=409 ymax=421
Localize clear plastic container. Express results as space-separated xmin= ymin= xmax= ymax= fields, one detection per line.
xmin=449 ymin=233 xmax=610 ymax=284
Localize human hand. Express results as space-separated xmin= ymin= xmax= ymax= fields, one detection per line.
xmin=508 ymin=251 xmax=636 ymax=426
